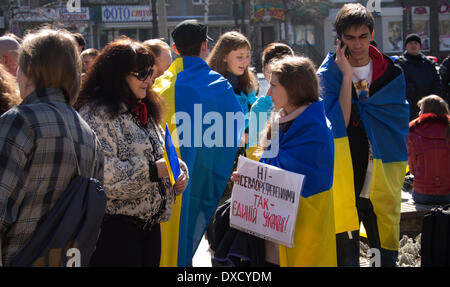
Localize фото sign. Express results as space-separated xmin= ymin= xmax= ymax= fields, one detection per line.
xmin=102 ymin=6 xmax=152 ymax=22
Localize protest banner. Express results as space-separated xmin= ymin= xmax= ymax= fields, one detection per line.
xmin=230 ymin=156 xmax=304 ymax=248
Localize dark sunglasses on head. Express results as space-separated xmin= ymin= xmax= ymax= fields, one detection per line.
xmin=130 ymin=68 xmax=154 ymax=81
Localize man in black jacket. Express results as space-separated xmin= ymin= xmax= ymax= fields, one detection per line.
xmin=395 ymin=34 xmax=441 ymax=120
xmin=440 ymin=55 xmax=450 ymax=104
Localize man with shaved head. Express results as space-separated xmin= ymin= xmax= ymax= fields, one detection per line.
xmin=0 ymin=35 xmax=20 ymax=76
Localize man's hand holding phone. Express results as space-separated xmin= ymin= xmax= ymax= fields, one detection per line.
xmin=336 ymin=37 xmax=353 ymax=78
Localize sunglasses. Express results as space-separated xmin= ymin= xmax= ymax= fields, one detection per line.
xmin=130 ymin=68 xmax=154 ymax=81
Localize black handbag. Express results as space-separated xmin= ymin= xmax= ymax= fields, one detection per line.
xmin=421 ymin=204 xmax=450 ymax=267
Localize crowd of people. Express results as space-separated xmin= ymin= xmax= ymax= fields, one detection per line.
xmin=0 ymin=2 xmax=449 ymax=267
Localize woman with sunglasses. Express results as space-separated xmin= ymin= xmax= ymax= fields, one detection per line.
xmin=79 ymin=37 xmax=188 ymax=267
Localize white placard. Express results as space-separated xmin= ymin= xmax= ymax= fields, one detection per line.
xmin=229 ymin=156 xmax=304 ymax=248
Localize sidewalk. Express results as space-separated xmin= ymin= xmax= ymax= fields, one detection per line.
xmin=192 ymin=235 xmax=212 ymax=267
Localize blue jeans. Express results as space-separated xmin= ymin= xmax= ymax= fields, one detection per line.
xmin=412 ymin=191 xmax=450 ymax=205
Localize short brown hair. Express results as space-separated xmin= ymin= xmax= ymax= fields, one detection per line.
xmin=262 ymin=42 xmax=294 ymax=69
xmin=72 ymin=32 xmax=86 ymax=50
xmin=334 ymin=3 xmax=374 ymax=37
xmin=176 ymin=42 xmax=203 ymax=57
xmin=143 ymin=39 xmax=171 ymax=58
xmin=80 ymin=48 xmax=99 ymax=58
xmin=19 ymin=27 xmax=81 ymax=105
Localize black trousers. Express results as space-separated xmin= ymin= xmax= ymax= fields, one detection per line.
xmin=336 ymin=198 xmax=398 ymax=267
xmin=89 ymin=215 xmax=161 ymax=267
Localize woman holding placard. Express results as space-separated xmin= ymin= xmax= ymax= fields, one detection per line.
xmin=232 ymin=56 xmax=336 ymax=267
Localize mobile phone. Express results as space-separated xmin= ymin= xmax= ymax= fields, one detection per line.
xmin=337 ymin=34 xmax=349 ymax=57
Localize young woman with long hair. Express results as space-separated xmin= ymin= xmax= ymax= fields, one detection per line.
xmin=228 ymin=56 xmax=336 ymax=267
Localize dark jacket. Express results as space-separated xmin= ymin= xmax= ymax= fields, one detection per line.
xmin=440 ymin=55 xmax=450 ymax=104
xmin=407 ymin=113 xmax=450 ymax=196
xmin=395 ymin=52 xmax=441 ymax=120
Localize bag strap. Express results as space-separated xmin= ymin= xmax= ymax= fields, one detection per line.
xmin=46 ymin=103 xmax=98 ymax=178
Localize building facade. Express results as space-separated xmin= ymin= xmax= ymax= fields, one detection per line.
xmin=1 ymin=0 xmax=450 ymax=68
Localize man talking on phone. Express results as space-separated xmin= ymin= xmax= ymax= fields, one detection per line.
xmin=317 ymin=3 xmax=409 ymax=267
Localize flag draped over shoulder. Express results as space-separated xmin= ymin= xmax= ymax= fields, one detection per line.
xmin=317 ymin=52 xmax=409 ymax=251
xmin=260 ymin=100 xmax=336 ymax=267
xmin=317 ymin=53 xmax=360 ymax=235
xmin=153 ymin=57 xmax=243 ymax=267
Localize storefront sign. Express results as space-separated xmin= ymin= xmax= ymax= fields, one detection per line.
xmin=13 ymin=7 xmax=89 ymax=22
xmin=253 ymin=0 xmax=285 ymax=22
xmin=440 ymin=1 xmax=450 ymax=14
xmin=102 ymin=6 xmax=152 ymax=22
xmin=59 ymin=7 xmax=90 ymax=21
xmin=230 ymin=156 xmax=304 ymax=248
xmin=13 ymin=8 xmax=59 ymax=22
xmin=413 ymin=6 xmax=430 ymax=15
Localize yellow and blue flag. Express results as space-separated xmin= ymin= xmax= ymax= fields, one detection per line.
xmin=318 ymin=51 xmax=409 ymax=251
xmin=163 ymin=123 xmax=181 ymax=186
xmin=154 ymin=57 xmax=243 ymax=266
xmin=260 ymin=101 xmax=337 ymax=266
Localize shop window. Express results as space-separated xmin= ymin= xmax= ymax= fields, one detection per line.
xmin=192 ymin=0 xmax=217 ymax=5
xmin=100 ymin=30 xmax=117 ymax=49
xmin=440 ymin=20 xmax=450 ymax=51
xmin=207 ymin=27 xmax=221 ymax=43
xmin=295 ymin=24 xmax=315 ymax=46
xmin=387 ymin=21 xmax=403 ymax=52
xmin=139 ymin=29 xmax=152 ymax=42
xmin=118 ymin=29 xmax=138 ymax=41
xmin=412 ymin=20 xmax=430 ymax=50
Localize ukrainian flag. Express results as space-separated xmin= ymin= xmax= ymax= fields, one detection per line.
xmin=153 ymin=57 xmax=243 ymax=266
xmin=163 ymin=123 xmax=181 ymax=186
xmin=317 ymin=53 xmax=360 ymax=236
xmin=261 ymin=101 xmax=336 ymax=266
xmin=318 ymin=52 xmax=409 ymax=252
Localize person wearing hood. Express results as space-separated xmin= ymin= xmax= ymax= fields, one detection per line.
xmin=395 ymin=33 xmax=441 ymax=121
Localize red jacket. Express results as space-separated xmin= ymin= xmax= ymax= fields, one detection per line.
xmin=407 ymin=113 xmax=450 ymax=195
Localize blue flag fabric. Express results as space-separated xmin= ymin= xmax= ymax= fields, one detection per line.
xmin=317 ymin=51 xmax=409 ymax=251
xmin=260 ymin=100 xmax=337 ymax=266
xmin=154 ymin=57 xmax=243 ymax=266
xmin=164 ymin=123 xmax=181 ymax=186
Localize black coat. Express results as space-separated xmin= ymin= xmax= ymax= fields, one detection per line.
xmin=395 ymin=52 xmax=441 ymax=120
xmin=440 ymin=55 xmax=450 ymax=104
